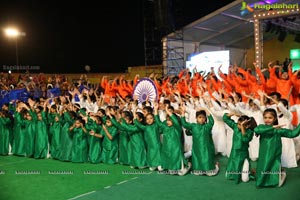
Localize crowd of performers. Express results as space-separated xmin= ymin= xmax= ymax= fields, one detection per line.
xmin=0 ymin=61 xmax=300 ymax=188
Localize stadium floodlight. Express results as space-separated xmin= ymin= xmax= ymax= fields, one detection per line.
xmin=5 ymin=28 xmax=20 ymax=37
xmin=4 ymin=27 xmax=26 ymax=68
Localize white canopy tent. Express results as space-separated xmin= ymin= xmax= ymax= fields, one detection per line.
xmin=162 ymin=0 xmax=300 ymax=75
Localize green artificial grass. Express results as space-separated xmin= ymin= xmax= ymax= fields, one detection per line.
xmin=0 ymin=156 xmax=145 ymax=200
xmin=0 ymin=155 xmax=299 ymax=200
xmin=77 ymin=156 xmax=300 ymax=200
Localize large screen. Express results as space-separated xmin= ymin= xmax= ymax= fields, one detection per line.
xmin=290 ymin=49 xmax=300 ymax=72
xmin=186 ymin=50 xmax=230 ymax=79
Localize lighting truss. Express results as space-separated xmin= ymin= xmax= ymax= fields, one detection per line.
xmin=253 ymin=7 xmax=300 ymax=68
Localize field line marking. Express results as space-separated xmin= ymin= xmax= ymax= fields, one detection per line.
xmin=117 ymin=180 xmax=128 ymax=185
xmin=68 ymin=191 xmax=96 ymax=200
xmin=0 ymin=160 xmax=26 ymax=166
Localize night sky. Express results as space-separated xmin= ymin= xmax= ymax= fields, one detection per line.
xmin=0 ymin=0 xmax=234 ymax=74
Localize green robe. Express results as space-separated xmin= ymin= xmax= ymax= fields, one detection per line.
xmin=12 ymin=112 xmax=26 ymax=156
xmin=101 ymin=116 xmax=107 ymax=124
xmin=70 ymin=127 xmax=88 ymax=163
xmin=134 ymin=118 xmax=162 ymax=167
xmin=157 ymin=115 xmax=186 ymax=170
xmin=24 ymin=111 xmax=36 ymax=157
xmin=181 ymin=115 xmax=215 ymax=171
xmin=85 ymin=118 xmax=102 ymax=164
xmin=111 ymin=118 xmax=147 ymax=168
xmin=58 ymin=112 xmax=74 ymax=161
xmin=50 ymin=119 xmax=62 ymax=159
xmin=101 ymin=125 xmax=119 ymax=164
xmin=8 ymin=103 xmax=15 ymax=146
xmin=223 ymin=114 xmax=253 ymax=183
xmin=34 ymin=112 xmax=49 ymax=159
xmin=254 ymin=124 xmax=300 ymax=187
xmin=0 ymin=116 xmax=12 ymax=155
xmin=111 ymin=119 xmax=130 ymax=165
xmin=47 ymin=112 xmax=57 ymax=144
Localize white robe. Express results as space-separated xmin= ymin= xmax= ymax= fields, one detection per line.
xmin=183 ymin=101 xmax=195 ymax=152
xmin=277 ymin=103 xmax=297 ymax=168
xmin=289 ymin=104 xmax=300 ymax=161
xmin=209 ymin=101 xmax=227 ymax=156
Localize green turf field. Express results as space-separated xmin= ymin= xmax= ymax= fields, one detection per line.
xmin=0 ymin=155 xmax=299 ymax=200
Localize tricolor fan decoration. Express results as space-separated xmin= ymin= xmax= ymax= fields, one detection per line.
xmin=132 ymin=78 xmax=158 ymax=104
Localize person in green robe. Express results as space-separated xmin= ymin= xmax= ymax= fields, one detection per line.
xmin=109 ymin=110 xmax=147 ymax=168
xmin=34 ymin=111 xmax=49 ymax=159
xmin=0 ymin=110 xmax=12 ymax=155
xmin=96 ymin=108 xmax=107 ymax=123
xmin=12 ymin=102 xmax=26 ymax=156
xmin=181 ymin=106 xmax=219 ymax=176
xmin=2 ymin=103 xmax=14 ymax=154
xmin=69 ymin=118 xmax=88 ymax=163
xmin=49 ymin=114 xmax=62 ymax=159
xmin=106 ymin=106 xmax=129 ymax=165
xmin=21 ymin=103 xmax=36 ymax=158
xmin=134 ymin=110 xmax=162 ymax=171
xmin=117 ymin=127 xmax=129 ymax=165
xmin=58 ymin=110 xmax=76 ymax=161
xmin=223 ymin=113 xmax=255 ymax=183
xmin=85 ymin=115 xmax=103 ymax=164
xmin=254 ymin=108 xmax=300 ymax=188
xmin=47 ymin=104 xmax=58 ymax=144
xmin=91 ymin=116 xmax=118 ymax=164
xmin=155 ymin=104 xmax=191 ymax=175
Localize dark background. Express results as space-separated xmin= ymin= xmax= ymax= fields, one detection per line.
xmin=0 ymin=0 xmax=235 ymax=73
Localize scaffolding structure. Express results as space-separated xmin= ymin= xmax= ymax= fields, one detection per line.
xmin=144 ymin=0 xmax=185 ymax=76
xmin=162 ymin=29 xmax=185 ymax=76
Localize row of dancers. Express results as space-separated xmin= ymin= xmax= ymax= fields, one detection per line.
xmin=0 ymin=88 xmax=300 ymax=188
